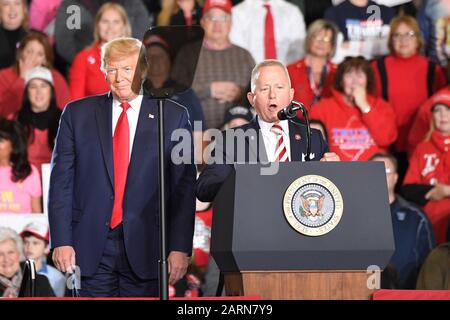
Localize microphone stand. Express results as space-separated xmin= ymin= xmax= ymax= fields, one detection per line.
xmin=294 ymin=102 xmax=312 ymax=162
xmin=279 ymin=101 xmax=312 ymax=161
xmin=148 ymin=86 xmax=174 ymax=300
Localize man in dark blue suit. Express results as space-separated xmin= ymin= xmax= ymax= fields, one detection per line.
xmin=48 ymin=38 xmax=196 ymax=297
xmin=197 ymin=60 xmax=339 ymax=202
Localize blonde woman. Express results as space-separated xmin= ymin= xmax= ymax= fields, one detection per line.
xmin=158 ymin=0 xmax=202 ymax=26
xmin=69 ymin=2 xmax=132 ymax=99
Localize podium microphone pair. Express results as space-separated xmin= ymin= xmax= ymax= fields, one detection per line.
xmin=277 ymin=100 xmax=312 ymax=161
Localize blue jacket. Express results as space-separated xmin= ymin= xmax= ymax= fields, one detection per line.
xmin=389 ymin=196 xmax=436 ymax=289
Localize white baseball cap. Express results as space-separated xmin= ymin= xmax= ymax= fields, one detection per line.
xmin=25 ymin=66 xmax=54 ymax=86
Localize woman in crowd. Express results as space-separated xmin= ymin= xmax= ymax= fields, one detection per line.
xmin=287 ymin=19 xmax=338 ymax=112
xmin=310 ymin=56 xmax=398 ymax=161
xmin=18 ymin=66 xmax=61 ymax=175
xmin=403 ymin=102 xmax=450 ymax=244
xmin=0 ymin=31 xmax=70 ymax=119
xmin=0 ymin=227 xmax=54 ymax=297
xmin=408 ymin=85 xmax=450 ymax=154
xmin=69 ymin=2 xmax=132 ymax=100
xmin=0 ymin=117 xmax=41 ymax=213
xmin=372 ymin=15 xmax=447 ymax=182
xmin=158 ymin=0 xmax=202 ymax=26
xmin=0 ymin=0 xmax=28 ymax=69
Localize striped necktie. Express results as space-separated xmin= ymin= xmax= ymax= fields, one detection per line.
xmin=271 ymin=123 xmax=289 ymax=162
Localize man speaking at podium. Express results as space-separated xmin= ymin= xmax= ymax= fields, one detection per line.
xmin=48 ymin=38 xmax=196 ymax=297
xmin=197 ymin=60 xmax=339 ymax=202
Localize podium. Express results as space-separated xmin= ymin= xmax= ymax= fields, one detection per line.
xmin=211 ymin=162 xmax=395 ymax=300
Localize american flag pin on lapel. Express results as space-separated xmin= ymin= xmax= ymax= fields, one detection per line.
xmin=295 ymin=134 xmax=301 ymax=140
xmin=148 ymin=113 xmax=154 ymax=119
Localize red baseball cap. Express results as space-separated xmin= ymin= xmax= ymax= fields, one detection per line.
xmin=203 ymin=0 xmax=232 ymax=15
xmin=20 ymin=221 xmax=50 ymax=242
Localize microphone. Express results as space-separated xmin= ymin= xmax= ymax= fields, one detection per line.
xmin=277 ymin=101 xmax=304 ymax=120
xmin=277 ymin=100 xmax=312 ymax=161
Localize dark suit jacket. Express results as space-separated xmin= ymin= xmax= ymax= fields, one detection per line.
xmin=196 ymin=117 xmax=329 ymax=202
xmin=48 ymin=93 xmax=196 ymax=279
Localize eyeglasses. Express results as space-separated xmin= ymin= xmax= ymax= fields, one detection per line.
xmin=392 ymin=31 xmax=416 ymax=40
xmin=313 ymin=35 xmax=332 ymax=43
xmin=105 ymin=66 xmax=134 ymax=76
xmin=203 ymin=15 xmax=231 ymax=23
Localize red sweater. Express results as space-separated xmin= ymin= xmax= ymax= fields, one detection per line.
xmin=310 ymin=89 xmax=398 ymax=161
xmin=371 ymin=54 xmax=447 ymax=154
xmin=69 ymin=42 xmax=109 ymax=100
xmin=27 ymin=128 xmax=52 ymax=176
xmin=408 ymin=86 xmax=450 ymax=152
xmin=403 ymin=131 xmax=450 ymax=244
xmin=287 ymin=59 xmax=336 ymax=112
xmin=0 ymin=66 xmax=70 ymax=119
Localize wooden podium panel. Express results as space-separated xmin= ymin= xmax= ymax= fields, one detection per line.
xmin=224 ymin=271 xmax=375 ymax=300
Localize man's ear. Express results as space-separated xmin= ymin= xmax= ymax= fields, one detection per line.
xmin=393 ymin=173 xmax=399 ymax=187
xmin=247 ymin=92 xmax=255 ymax=106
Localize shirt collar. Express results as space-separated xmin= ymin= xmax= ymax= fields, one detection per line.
xmin=38 ymin=262 xmax=48 ymax=274
xmin=257 ymin=116 xmax=289 ymax=134
xmin=112 ymin=90 xmax=143 ymax=111
xmin=250 ymin=0 xmax=280 ymax=7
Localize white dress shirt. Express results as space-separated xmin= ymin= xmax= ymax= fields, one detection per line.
xmin=258 ymin=117 xmax=291 ymax=162
xmin=229 ymin=0 xmax=306 ymax=65
xmin=112 ymin=94 xmax=143 ymax=161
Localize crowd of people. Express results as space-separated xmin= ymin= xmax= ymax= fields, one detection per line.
xmin=1 ymin=0 xmax=450 ymax=297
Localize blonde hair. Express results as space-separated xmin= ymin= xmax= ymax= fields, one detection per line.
xmin=304 ymin=19 xmax=338 ymax=58
xmin=0 ymin=0 xmax=29 ymax=30
xmin=250 ymin=59 xmax=291 ymax=93
xmin=101 ymin=37 xmax=146 ymax=75
xmin=93 ymin=2 xmax=132 ymax=44
xmin=157 ymin=0 xmax=201 ymax=26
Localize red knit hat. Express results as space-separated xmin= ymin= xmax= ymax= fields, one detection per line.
xmin=430 ymin=92 xmax=450 ymax=111
xmin=203 ymin=0 xmax=232 ymax=15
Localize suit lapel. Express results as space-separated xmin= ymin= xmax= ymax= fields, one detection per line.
xmin=288 ymin=121 xmax=304 ymax=162
xmin=246 ymin=118 xmax=268 ymax=163
xmin=95 ymin=93 xmax=114 ymax=188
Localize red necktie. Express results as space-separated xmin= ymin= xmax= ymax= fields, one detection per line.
xmin=110 ymin=102 xmax=130 ymax=229
xmin=264 ymin=3 xmax=277 ymax=59
xmin=271 ymin=123 xmax=289 ymax=162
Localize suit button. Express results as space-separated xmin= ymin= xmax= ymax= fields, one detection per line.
xmin=110 ymin=195 xmax=114 ymax=200
xmin=105 ymin=221 xmax=109 ymax=227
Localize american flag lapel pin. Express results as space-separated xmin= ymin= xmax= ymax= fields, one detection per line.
xmin=148 ymin=113 xmax=154 ymax=119
xmin=295 ymin=134 xmax=301 ymax=141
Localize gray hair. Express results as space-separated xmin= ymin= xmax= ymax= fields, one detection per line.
xmin=0 ymin=227 xmax=23 ymax=256
xmin=250 ymin=59 xmax=291 ymax=93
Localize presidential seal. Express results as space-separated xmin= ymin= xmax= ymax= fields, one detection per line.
xmin=283 ymin=175 xmax=343 ymax=236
